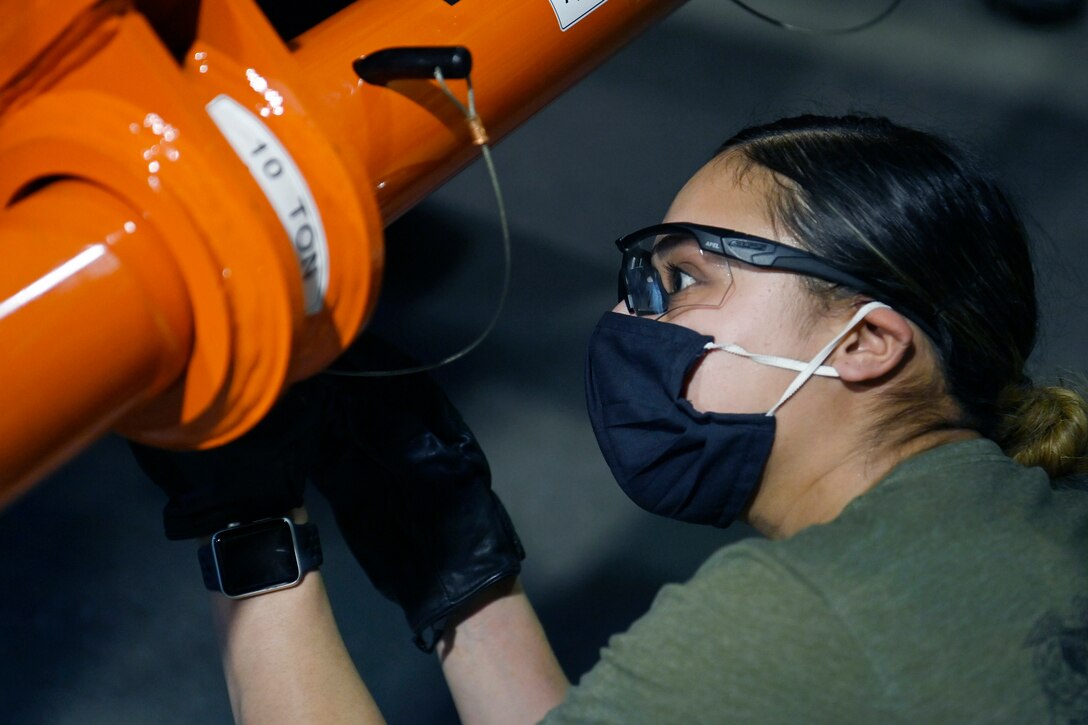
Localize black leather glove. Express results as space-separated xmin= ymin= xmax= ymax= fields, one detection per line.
xmin=129 ymin=380 xmax=327 ymax=540
xmin=314 ymin=338 xmax=524 ymax=652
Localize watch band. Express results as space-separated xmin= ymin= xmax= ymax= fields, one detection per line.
xmin=199 ymin=542 xmax=216 ymax=590
xmin=198 ymin=519 xmax=323 ymax=594
xmin=295 ymin=521 xmax=324 ymax=573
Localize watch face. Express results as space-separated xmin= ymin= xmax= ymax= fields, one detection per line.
xmin=213 ymin=519 xmax=300 ymax=597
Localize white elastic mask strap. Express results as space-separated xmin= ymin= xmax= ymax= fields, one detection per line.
xmin=766 ymin=300 xmax=890 ymax=416
xmin=707 ymin=344 xmax=840 ymax=378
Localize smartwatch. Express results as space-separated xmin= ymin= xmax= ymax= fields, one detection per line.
xmin=198 ymin=517 xmax=322 ymax=598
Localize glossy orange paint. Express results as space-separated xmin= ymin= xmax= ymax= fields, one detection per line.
xmin=186 ymin=0 xmax=384 ymax=384
xmin=0 ymin=0 xmax=102 ymax=94
xmin=0 ymin=180 xmax=192 ymax=505
xmin=0 ymin=10 xmax=305 ymax=454
xmin=0 ymin=0 xmax=686 ymax=505
xmin=293 ymin=0 xmax=688 ymax=223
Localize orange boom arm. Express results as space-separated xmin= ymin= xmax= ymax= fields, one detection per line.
xmin=0 ymin=0 xmax=686 ymax=507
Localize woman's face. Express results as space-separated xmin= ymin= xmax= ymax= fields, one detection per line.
xmin=615 ymin=156 xmax=830 ymax=415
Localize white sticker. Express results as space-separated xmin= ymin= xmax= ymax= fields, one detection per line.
xmin=206 ymin=94 xmax=329 ymax=315
xmin=548 ymin=0 xmax=607 ymax=31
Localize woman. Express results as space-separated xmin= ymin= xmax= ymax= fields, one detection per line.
xmin=136 ymin=115 xmax=1088 ymax=723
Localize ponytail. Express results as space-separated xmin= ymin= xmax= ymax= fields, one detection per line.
xmin=995 ymin=381 xmax=1088 ymax=479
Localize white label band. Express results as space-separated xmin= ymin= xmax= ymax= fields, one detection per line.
xmin=548 ymin=0 xmax=607 ymax=31
xmin=206 ymin=94 xmax=329 ymax=315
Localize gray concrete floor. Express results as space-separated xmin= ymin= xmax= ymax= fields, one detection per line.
xmin=2 ymin=1 xmax=1086 ymax=722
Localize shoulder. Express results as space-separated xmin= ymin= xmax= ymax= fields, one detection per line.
xmin=751 ymin=439 xmax=1088 ymax=721
xmin=759 ymin=439 xmax=1088 ymax=636
xmin=781 ymin=438 xmax=1086 ymax=572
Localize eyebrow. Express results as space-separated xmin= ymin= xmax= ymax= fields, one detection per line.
xmin=650 ymin=233 xmax=697 ymax=259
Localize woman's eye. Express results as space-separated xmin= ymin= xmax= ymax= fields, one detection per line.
xmin=666 ymin=265 xmax=697 ymax=293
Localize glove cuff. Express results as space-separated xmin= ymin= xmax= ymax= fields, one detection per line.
xmin=411 ymin=565 xmax=522 ymax=653
xmin=409 ymin=490 xmax=524 ymax=652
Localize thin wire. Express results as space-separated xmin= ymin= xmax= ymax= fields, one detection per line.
xmin=728 ymin=0 xmax=905 ymax=35
xmin=325 ymin=67 xmax=511 ymax=377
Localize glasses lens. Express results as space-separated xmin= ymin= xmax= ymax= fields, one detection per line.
xmin=621 ymin=260 xmax=666 ymax=314
xmin=620 ymin=230 xmax=733 ymax=318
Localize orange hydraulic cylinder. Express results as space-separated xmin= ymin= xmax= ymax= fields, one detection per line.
xmin=0 ymin=180 xmax=193 ymax=505
xmin=0 ymin=0 xmax=689 ymax=507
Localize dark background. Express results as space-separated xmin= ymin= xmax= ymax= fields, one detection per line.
xmin=2 ymin=1 xmax=1086 ymax=722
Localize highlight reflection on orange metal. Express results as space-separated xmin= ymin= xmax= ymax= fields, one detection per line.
xmin=0 ymin=179 xmax=193 ymax=505
xmin=0 ymin=0 xmax=687 ymax=507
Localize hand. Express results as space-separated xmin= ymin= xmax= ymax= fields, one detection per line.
xmin=314 ymin=337 xmax=525 ymax=651
xmin=129 ymin=380 xmax=328 ymax=540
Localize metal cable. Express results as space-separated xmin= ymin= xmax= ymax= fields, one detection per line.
xmin=325 ymin=67 xmax=511 ymax=377
xmin=728 ymin=0 xmax=905 ymax=34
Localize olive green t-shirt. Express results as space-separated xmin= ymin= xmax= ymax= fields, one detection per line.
xmin=544 ymin=439 xmax=1088 ymax=724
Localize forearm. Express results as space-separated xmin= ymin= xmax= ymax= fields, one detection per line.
xmin=438 ymin=579 xmax=570 ymax=725
xmin=211 ymin=568 xmax=384 ymax=724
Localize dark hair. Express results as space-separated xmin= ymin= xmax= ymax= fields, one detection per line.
xmin=716 ymin=114 xmax=1087 ymax=478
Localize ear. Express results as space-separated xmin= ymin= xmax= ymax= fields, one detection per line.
xmin=831 ymin=307 xmax=914 ymax=383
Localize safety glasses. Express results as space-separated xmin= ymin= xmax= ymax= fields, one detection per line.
xmin=615 ymin=221 xmax=937 ymax=339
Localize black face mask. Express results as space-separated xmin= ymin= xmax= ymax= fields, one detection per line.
xmin=583 ymin=303 xmax=885 ymax=528
xmin=584 ymin=313 xmax=774 ymax=528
